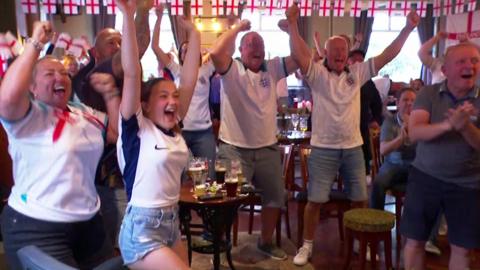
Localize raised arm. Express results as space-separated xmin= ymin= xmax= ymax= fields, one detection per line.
xmin=0 ymin=22 xmax=52 ymax=121
xmin=418 ymin=31 xmax=447 ymax=68
xmin=373 ymin=10 xmax=419 ymax=73
xmin=117 ymin=0 xmax=141 ymax=120
xmin=210 ymin=20 xmax=251 ymax=74
xmin=177 ymin=17 xmax=201 ymax=119
xmin=151 ymin=5 xmax=172 ymax=67
xmin=286 ymin=5 xmax=312 ymax=74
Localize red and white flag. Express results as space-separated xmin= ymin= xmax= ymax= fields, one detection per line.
xmin=316 ymin=0 xmax=330 ymax=17
xmin=55 ymin=32 xmax=73 ymax=50
xmin=398 ymin=0 xmax=413 ymax=16
xmin=85 ymin=0 xmax=100 ymax=14
xmin=0 ymin=55 xmax=7 ymax=78
xmin=224 ymin=0 xmax=240 ymax=15
xmin=446 ymin=10 xmax=480 ymax=50
xmin=467 ymin=0 xmax=477 ymax=12
xmin=104 ymin=0 xmax=116 ymax=14
xmin=211 ymin=0 xmax=224 ymax=15
xmin=0 ymin=34 xmax=13 ymax=60
xmin=63 ymin=0 xmax=79 ymax=14
xmin=280 ymin=0 xmax=291 ymax=12
xmin=244 ymin=0 xmax=261 ymax=13
xmin=332 ymin=0 xmax=345 ymax=17
xmin=432 ymin=0 xmax=442 ymax=17
xmin=266 ymin=0 xmax=281 ymax=15
xmin=41 ymin=0 xmax=57 ymax=14
xmin=349 ymin=0 xmax=363 ymax=17
xmin=5 ymin=32 xmax=22 ymax=56
xmin=153 ymin=0 xmax=165 ymax=7
xmin=443 ymin=0 xmax=454 ymax=16
xmin=298 ymin=0 xmax=313 ymax=16
xmin=367 ymin=0 xmax=380 ymax=17
xmin=455 ymin=0 xmax=466 ymax=14
xmin=67 ymin=38 xmax=87 ymax=58
xmin=22 ymin=0 xmax=38 ymax=13
xmin=190 ymin=0 xmax=203 ymax=15
xmin=170 ymin=0 xmax=183 ymax=15
xmin=414 ymin=0 xmax=428 ymax=17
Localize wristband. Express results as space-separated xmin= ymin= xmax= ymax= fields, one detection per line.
xmin=27 ymin=38 xmax=45 ymax=51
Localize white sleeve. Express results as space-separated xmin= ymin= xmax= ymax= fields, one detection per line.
xmin=267 ymin=57 xmax=288 ymax=85
xmin=0 ymin=101 xmax=51 ymax=139
xmin=167 ymin=60 xmax=182 ymax=78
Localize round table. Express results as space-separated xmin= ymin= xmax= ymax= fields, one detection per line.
xmin=277 ymin=131 xmax=311 ymax=145
xmin=179 ymin=184 xmax=248 ymax=270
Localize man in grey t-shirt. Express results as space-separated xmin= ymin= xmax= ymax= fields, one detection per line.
xmin=402 ymin=42 xmax=480 ymax=269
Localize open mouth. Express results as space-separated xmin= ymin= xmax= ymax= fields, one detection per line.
xmin=164 ymin=107 xmax=176 ymax=121
xmin=53 ymin=86 xmax=66 ymax=95
xmin=461 ymin=74 xmax=474 ymax=79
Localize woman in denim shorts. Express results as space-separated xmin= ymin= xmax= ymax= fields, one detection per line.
xmin=115 ymin=1 xmax=200 ymax=269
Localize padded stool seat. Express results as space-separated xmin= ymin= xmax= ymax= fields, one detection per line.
xmin=343 ymin=208 xmax=395 ymax=270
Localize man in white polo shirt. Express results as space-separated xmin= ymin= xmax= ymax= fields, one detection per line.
xmin=285 ymin=4 xmax=419 ymax=265
xmin=210 ymin=20 xmax=297 ymax=260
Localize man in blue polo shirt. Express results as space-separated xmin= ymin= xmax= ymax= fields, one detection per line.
xmin=403 ymin=42 xmax=480 ymax=270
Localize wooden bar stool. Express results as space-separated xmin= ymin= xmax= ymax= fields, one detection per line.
xmin=343 ymin=208 xmax=395 ymax=270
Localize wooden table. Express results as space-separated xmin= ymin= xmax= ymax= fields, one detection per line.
xmin=179 ymin=184 xmax=248 ymax=270
xmin=277 ymin=131 xmax=311 ymax=145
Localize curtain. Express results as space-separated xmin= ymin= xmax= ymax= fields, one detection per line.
xmin=353 ymin=10 xmax=374 ymax=53
xmin=92 ymin=4 xmax=116 ymax=39
xmin=417 ymin=4 xmax=435 ymax=84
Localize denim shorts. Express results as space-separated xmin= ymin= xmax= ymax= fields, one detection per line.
xmin=307 ymin=146 xmax=367 ymax=203
xmin=118 ymin=204 xmax=180 ymax=265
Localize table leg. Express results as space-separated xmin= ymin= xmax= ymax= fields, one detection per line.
xmin=179 ymin=206 xmax=193 ymax=266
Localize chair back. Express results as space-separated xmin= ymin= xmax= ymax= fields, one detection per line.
xmin=279 ymin=144 xmax=294 ymax=191
xmin=369 ymin=127 xmax=382 ymax=180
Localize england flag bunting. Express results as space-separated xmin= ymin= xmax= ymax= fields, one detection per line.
xmin=104 ymin=0 xmax=116 ymax=14
xmin=317 ymin=0 xmax=330 ymax=17
xmin=190 ymin=0 xmax=203 ymax=15
xmin=41 ymin=0 xmax=57 ymax=14
xmin=297 ymin=0 xmax=312 ymax=16
xmin=367 ymin=0 xmax=379 ymax=17
xmin=280 ymin=0 xmax=290 ymax=12
xmin=170 ymin=0 xmax=183 ymax=15
xmin=349 ymin=0 xmax=363 ymax=17
xmin=467 ymin=0 xmax=476 ymax=12
xmin=63 ymin=0 xmax=79 ymax=14
xmin=266 ymin=0 xmax=281 ymax=15
xmin=211 ymin=0 xmax=224 ymax=15
xmin=85 ymin=0 xmax=101 ymax=14
xmin=332 ymin=0 xmax=345 ymax=17
xmin=432 ymin=0 xmax=442 ymax=17
xmin=224 ymin=0 xmax=239 ymax=15
xmin=443 ymin=0 xmax=453 ymax=16
xmin=455 ymin=0 xmax=465 ymax=14
xmin=244 ymin=0 xmax=262 ymax=14
xmin=399 ymin=0 xmax=412 ymax=16
xmin=414 ymin=0 xmax=428 ymax=17
xmin=22 ymin=0 xmax=38 ymax=13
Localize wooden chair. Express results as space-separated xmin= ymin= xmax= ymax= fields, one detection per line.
xmin=296 ymin=145 xmax=351 ymax=247
xmin=232 ymin=144 xmax=294 ymax=246
xmin=369 ymin=126 xmax=405 ymax=268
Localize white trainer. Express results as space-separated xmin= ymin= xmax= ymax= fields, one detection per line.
xmin=293 ymin=246 xmax=312 ymax=266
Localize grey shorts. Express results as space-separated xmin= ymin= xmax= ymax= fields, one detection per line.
xmin=218 ymin=142 xmax=285 ymax=208
xmin=307 ymin=146 xmax=367 ymax=203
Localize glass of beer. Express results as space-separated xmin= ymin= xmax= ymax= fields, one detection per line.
xmin=231 ymin=159 xmax=243 ymax=186
xmin=299 ymin=115 xmax=308 ymax=135
xmin=215 ymin=160 xmax=227 ymax=184
xmin=225 ymin=171 xmax=238 ymax=197
xmin=188 ymin=157 xmax=207 ymax=196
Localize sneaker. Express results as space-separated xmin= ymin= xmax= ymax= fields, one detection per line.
xmin=257 ymin=241 xmax=288 ymax=260
xmin=293 ymin=246 xmax=312 ymax=266
xmin=425 ymin=241 xmax=442 ymax=256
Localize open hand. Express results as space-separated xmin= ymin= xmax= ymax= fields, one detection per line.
xmin=116 ymin=0 xmax=137 ymax=16
xmin=286 ymin=4 xmax=300 ymax=24
xmin=90 ymin=73 xmax=117 ymax=95
xmin=236 ymin=20 xmax=251 ymax=32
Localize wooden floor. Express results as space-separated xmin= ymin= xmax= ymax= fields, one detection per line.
xmin=235 ymin=192 xmax=480 ymax=270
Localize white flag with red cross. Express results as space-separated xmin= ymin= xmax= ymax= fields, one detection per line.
xmin=104 ymin=0 xmax=117 ymax=14
xmin=67 ymin=38 xmax=87 ymax=58
xmin=85 ymin=0 xmax=100 ymax=14
xmin=41 ymin=0 xmax=57 ymax=14
xmin=412 ymin=0 xmax=428 ymax=17
xmin=56 ymin=32 xmax=73 ymax=50
xmin=170 ymin=0 xmax=184 ymax=15
xmin=22 ymin=0 xmax=38 ymax=13
xmin=190 ymin=0 xmax=203 ymax=15
xmin=446 ymin=10 xmax=480 ymax=47
xmin=367 ymin=0 xmax=381 ymax=17
xmin=432 ymin=0 xmax=442 ymax=17
xmin=349 ymin=0 xmax=364 ymax=17
xmin=443 ymin=0 xmax=454 ymax=16
xmin=244 ymin=0 xmax=262 ymax=14
xmin=397 ymin=0 xmax=413 ymax=16
xmin=280 ymin=0 xmax=291 ymax=12
xmin=5 ymin=32 xmax=22 ymax=56
xmin=467 ymin=0 xmax=476 ymax=12
xmin=298 ymin=0 xmax=313 ymax=16
xmin=332 ymin=0 xmax=345 ymax=17
xmin=265 ymin=0 xmax=281 ymax=15
xmin=224 ymin=0 xmax=240 ymax=15
xmin=316 ymin=0 xmax=330 ymax=17
xmin=63 ymin=0 xmax=79 ymax=14
xmin=211 ymin=0 xmax=224 ymax=15
xmin=455 ymin=0 xmax=466 ymax=14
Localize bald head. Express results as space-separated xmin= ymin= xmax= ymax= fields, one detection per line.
xmin=324 ymin=36 xmax=349 ymax=73
xmin=239 ymin=31 xmax=265 ymax=72
xmin=442 ymin=42 xmax=480 ymax=92
xmin=94 ymin=28 xmax=121 ymax=62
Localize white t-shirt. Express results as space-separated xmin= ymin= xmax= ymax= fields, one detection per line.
xmin=220 ymin=57 xmax=287 ymax=148
xmin=372 ymin=76 xmax=391 ymax=103
xmin=428 ymin=57 xmax=446 ymax=84
xmin=1 ymin=101 xmax=106 ymax=222
xmin=306 ymin=59 xmax=376 ymax=149
xmin=117 ymin=111 xmax=188 ymax=208
xmin=168 ymin=60 xmax=215 ymax=131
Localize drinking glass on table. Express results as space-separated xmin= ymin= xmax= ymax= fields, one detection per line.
xmin=188 ymin=157 xmax=207 ymax=196
xmin=290 ymin=113 xmax=300 ymax=136
xmin=215 ymin=160 xmax=227 ymax=184
xmin=231 ymin=159 xmax=244 ymax=186
xmin=225 ymin=171 xmax=239 ymax=197
xmin=299 ymin=115 xmax=308 ymax=136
